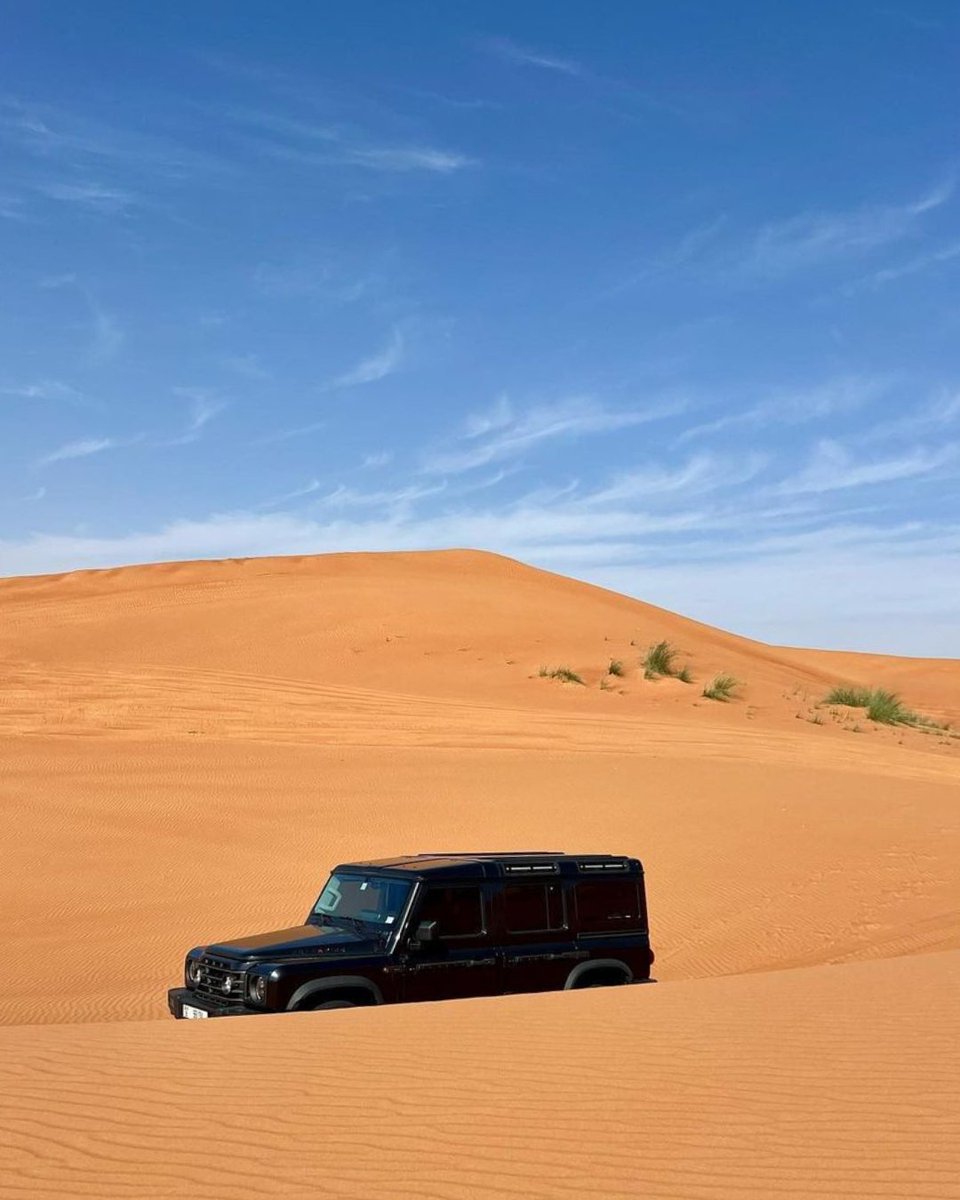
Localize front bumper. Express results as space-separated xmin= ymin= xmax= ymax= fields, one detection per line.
xmin=167 ymin=987 xmax=260 ymax=1019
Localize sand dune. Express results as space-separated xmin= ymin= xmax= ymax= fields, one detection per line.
xmin=2 ymin=952 xmax=958 ymax=1199
xmin=2 ymin=551 xmax=956 ymax=744
xmin=0 ymin=550 xmax=958 ymax=1197
xmin=2 ymin=736 xmax=959 ymax=1027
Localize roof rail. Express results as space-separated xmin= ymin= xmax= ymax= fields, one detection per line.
xmin=504 ymin=861 xmax=560 ymax=875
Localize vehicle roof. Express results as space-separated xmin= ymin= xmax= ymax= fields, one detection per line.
xmin=332 ymin=852 xmax=643 ymax=880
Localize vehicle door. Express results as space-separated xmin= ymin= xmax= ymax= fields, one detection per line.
xmin=499 ymin=880 xmax=582 ymax=994
xmin=400 ymin=883 xmax=500 ymax=1002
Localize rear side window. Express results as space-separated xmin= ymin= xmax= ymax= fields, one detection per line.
xmin=575 ymin=880 xmax=644 ymax=933
xmin=417 ymin=886 xmax=484 ymax=938
xmin=503 ymin=883 xmax=565 ymax=933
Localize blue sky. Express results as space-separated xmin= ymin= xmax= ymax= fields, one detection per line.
xmin=2 ymin=2 xmax=959 ymax=654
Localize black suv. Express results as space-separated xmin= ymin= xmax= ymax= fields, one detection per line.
xmin=168 ymin=851 xmax=654 ymax=1019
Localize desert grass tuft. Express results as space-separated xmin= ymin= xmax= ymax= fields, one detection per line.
xmin=607 ymin=659 xmax=624 ymax=677
xmin=823 ymin=684 xmax=944 ymax=728
xmin=539 ymin=666 xmax=585 ymax=685
xmin=702 ymin=673 xmax=740 ymax=701
xmin=823 ymin=685 xmax=873 ymax=707
xmin=677 ymin=665 xmax=694 ymax=684
xmin=642 ymin=640 xmax=678 ymax=678
xmin=866 ymin=689 xmax=911 ymax=725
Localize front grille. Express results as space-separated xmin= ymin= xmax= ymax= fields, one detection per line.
xmin=193 ymin=955 xmax=246 ymax=1005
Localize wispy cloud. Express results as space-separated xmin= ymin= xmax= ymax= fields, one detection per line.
xmin=33 ymin=390 xmax=228 ymax=466
xmin=4 ymin=487 xmax=47 ymax=504
xmin=876 ymin=7 xmax=943 ymax=32
xmin=680 ymin=374 xmax=892 ymax=441
xmin=318 ymin=481 xmax=447 ymax=509
xmin=255 ymin=419 xmax=326 ymax=446
xmin=256 ymin=479 xmax=323 ymax=510
xmin=39 ymin=272 xmax=77 ymax=289
xmin=745 ymin=180 xmax=954 ymax=275
xmin=362 ymin=451 xmax=393 ymax=468
xmin=423 ymin=395 xmax=682 ymax=475
xmin=776 ymin=439 xmax=956 ymax=495
xmin=220 ymin=353 xmax=271 ymax=379
xmin=850 ymin=239 xmax=960 ymax=291
xmin=35 ymin=436 xmax=122 ymax=467
xmin=342 ymin=145 xmax=474 ymax=173
xmin=261 ymin=138 xmax=476 ymax=175
xmin=229 ymin=107 xmax=476 ymax=175
xmin=859 ymin=390 xmax=960 ymax=445
xmin=583 ymin=453 xmax=767 ymax=505
xmin=1 ymin=379 xmax=84 ymax=403
xmin=252 ymin=257 xmax=374 ymax=303
xmin=37 ymin=180 xmax=137 ymax=213
xmin=484 ymin=37 xmax=582 ymax=76
xmin=330 ymin=327 xmax=404 ymax=388
xmin=166 ymin=388 xmax=228 ymax=444
xmin=88 ymin=304 xmax=123 ymax=363
xmin=480 ymin=35 xmax=688 ymax=120
xmin=39 ymin=275 xmax=124 ymax=364
xmin=0 ymin=97 xmax=223 ymax=182
xmin=394 ymin=85 xmax=503 ymax=112
xmin=0 ymin=193 xmax=27 ymax=220
xmin=604 ymin=215 xmax=729 ymax=297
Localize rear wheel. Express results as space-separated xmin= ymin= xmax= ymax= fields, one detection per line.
xmin=314 ymin=998 xmax=356 ymax=1010
xmin=575 ymin=973 xmax=628 ymax=989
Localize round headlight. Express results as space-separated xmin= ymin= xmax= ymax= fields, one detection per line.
xmin=187 ymin=960 xmax=201 ymax=985
xmin=249 ymin=976 xmax=267 ymax=1004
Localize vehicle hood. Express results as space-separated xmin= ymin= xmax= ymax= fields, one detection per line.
xmin=206 ymin=924 xmax=375 ymax=960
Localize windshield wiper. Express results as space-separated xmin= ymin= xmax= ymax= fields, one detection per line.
xmin=339 ymin=915 xmax=373 ymax=935
xmin=313 ymin=912 xmax=381 ymax=936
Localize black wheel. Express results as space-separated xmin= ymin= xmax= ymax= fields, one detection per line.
xmin=577 ymin=974 xmax=627 ymax=989
xmin=314 ymin=999 xmax=356 ymax=1010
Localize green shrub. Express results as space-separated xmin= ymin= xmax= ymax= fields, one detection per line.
xmin=822 ymin=684 xmax=943 ymax=728
xmin=642 ymin=640 xmax=678 ymax=678
xmin=702 ymin=674 xmax=740 ymax=701
xmin=865 ymin=689 xmax=909 ymax=725
xmin=823 ymin=685 xmax=873 ymax=707
xmin=539 ymin=666 xmax=585 ymax=685
xmin=677 ymin=665 xmax=694 ymax=684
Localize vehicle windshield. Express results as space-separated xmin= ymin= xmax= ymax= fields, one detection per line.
xmin=311 ymin=873 xmax=412 ymax=931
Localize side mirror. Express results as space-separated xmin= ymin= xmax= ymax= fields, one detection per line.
xmin=412 ymin=919 xmax=439 ymax=945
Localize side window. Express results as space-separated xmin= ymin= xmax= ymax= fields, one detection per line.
xmin=503 ymin=884 xmax=566 ymax=933
xmin=417 ymin=886 xmax=484 ymax=938
xmin=575 ymin=880 xmax=643 ymax=933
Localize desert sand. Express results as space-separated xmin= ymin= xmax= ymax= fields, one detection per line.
xmin=1 ymin=549 xmax=958 ymax=1198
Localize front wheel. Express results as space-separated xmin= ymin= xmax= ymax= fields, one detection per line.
xmin=314 ymin=999 xmax=356 ymax=1010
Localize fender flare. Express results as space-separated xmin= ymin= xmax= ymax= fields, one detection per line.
xmin=287 ymin=975 xmax=384 ymax=1011
xmin=563 ymin=958 xmax=633 ymax=990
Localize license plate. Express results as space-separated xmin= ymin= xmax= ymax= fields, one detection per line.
xmin=182 ymin=1004 xmax=209 ymax=1019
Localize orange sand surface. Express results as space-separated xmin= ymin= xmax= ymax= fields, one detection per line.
xmin=2 ymin=952 xmax=959 ymax=1199
xmin=0 ymin=550 xmax=958 ymax=1198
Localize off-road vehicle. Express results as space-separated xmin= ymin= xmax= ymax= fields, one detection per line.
xmin=168 ymin=851 xmax=654 ymax=1018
